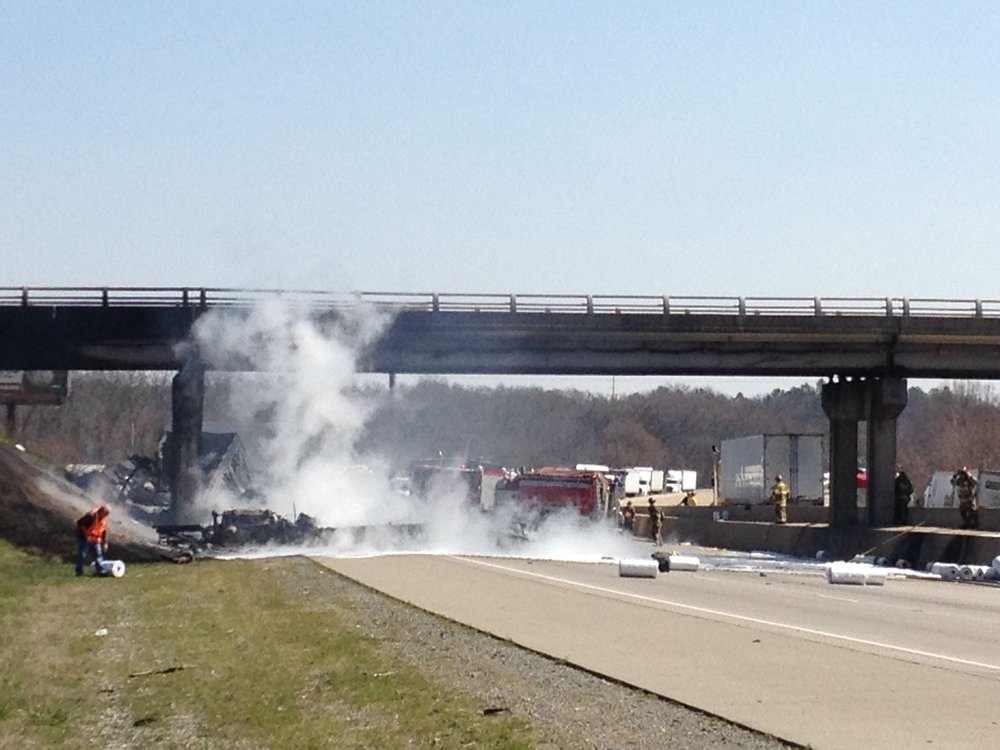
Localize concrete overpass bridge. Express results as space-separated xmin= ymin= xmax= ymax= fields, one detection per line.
xmin=5 ymin=286 xmax=1000 ymax=525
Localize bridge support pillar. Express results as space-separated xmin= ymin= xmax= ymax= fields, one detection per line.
xmin=866 ymin=378 xmax=908 ymax=527
xmin=822 ymin=380 xmax=866 ymax=527
xmin=169 ymin=357 xmax=205 ymax=524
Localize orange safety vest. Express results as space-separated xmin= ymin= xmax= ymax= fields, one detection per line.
xmin=80 ymin=509 xmax=108 ymax=544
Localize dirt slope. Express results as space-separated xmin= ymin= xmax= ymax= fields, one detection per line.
xmin=0 ymin=444 xmax=171 ymax=563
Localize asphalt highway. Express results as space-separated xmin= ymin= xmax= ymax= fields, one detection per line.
xmin=314 ymin=548 xmax=1000 ymax=749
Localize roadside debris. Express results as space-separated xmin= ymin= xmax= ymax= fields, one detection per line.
xmin=64 ymin=432 xmax=257 ymax=525
xmin=128 ymin=665 xmax=190 ymax=678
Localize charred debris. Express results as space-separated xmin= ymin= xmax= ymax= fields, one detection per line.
xmin=64 ymin=431 xmax=348 ymax=554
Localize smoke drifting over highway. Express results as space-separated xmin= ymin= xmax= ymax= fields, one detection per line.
xmin=193 ymin=300 xmax=639 ymax=562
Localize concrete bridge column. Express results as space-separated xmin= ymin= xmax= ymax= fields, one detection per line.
xmin=169 ymin=356 xmax=205 ymax=524
xmin=866 ymin=378 xmax=908 ymax=527
xmin=822 ymin=381 xmax=866 ymax=527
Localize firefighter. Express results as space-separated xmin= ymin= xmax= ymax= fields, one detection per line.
xmin=951 ymin=466 xmax=979 ymax=530
xmin=75 ymin=504 xmax=111 ymax=576
xmin=648 ymin=497 xmax=662 ymax=546
xmin=681 ymin=490 xmax=697 ymax=507
xmin=894 ymin=468 xmax=914 ymax=525
xmin=769 ymin=475 xmax=790 ymax=525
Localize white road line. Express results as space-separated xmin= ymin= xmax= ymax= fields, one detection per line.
xmin=815 ymin=593 xmax=859 ymax=603
xmin=452 ymin=556 xmax=1000 ymax=673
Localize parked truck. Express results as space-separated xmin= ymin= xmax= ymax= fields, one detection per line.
xmin=409 ymin=459 xmax=506 ymax=511
xmin=664 ymin=470 xmax=697 ymax=493
xmin=499 ymin=467 xmax=610 ymax=519
xmin=719 ymin=434 xmax=824 ymax=505
xmin=923 ymin=468 xmax=1000 ymax=508
xmin=650 ymin=469 xmax=665 ymax=493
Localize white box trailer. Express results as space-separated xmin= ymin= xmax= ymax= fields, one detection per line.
xmin=979 ymin=470 xmax=1000 ymax=508
xmin=923 ymin=469 xmax=1000 ymax=508
xmin=923 ymin=471 xmax=958 ymax=508
xmin=720 ymin=434 xmax=824 ymax=505
xmin=650 ymin=470 xmax=664 ymax=493
xmin=665 ymin=470 xmax=697 ymax=493
xmin=632 ymin=467 xmax=653 ymax=495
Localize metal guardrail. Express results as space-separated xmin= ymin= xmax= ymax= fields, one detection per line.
xmin=3 ymin=287 xmax=1000 ymax=318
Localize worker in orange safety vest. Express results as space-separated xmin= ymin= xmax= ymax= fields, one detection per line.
xmin=75 ymin=504 xmax=111 ymax=576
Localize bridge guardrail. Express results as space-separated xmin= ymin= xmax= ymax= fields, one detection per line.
xmin=4 ymin=287 xmax=1000 ymax=319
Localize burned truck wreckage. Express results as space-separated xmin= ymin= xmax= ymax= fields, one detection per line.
xmin=64 ymin=431 xmax=355 ymax=553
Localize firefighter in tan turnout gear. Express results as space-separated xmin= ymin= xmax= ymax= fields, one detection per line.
xmin=769 ymin=475 xmax=790 ymax=525
xmin=951 ymin=466 xmax=979 ymax=530
xmin=648 ymin=497 xmax=662 ymax=546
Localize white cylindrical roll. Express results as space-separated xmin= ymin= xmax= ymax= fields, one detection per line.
xmin=827 ymin=562 xmax=867 ymax=585
xmin=666 ymin=555 xmax=700 ymax=572
xmin=992 ymin=556 xmax=1000 ymax=575
xmin=864 ymin=568 xmax=888 ymax=586
xmin=930 ymin=562 xmax=960 ymax=581
xmin=98 ymin=560 xmax=126 ymax=578
xmin=619 ymin=559 xmax=658 ymax=578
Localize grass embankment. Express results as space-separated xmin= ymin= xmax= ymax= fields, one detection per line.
xmin=0 ymin=541 xmax=537 ymax=749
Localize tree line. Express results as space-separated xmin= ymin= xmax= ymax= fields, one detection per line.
xmin=9 ymin=373 xmax=1000 ymax=497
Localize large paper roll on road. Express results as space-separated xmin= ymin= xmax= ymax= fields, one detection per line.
xmin=665 ymin=555 xmax=700 ymax=572
xmin=618 ymin=559 xmax=658 ymax=578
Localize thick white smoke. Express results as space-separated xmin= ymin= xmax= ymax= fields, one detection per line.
xmin=193 ymin=298 xmax=646 ymax=563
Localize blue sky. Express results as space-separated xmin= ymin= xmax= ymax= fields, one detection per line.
xmin=2 ymin=2 xmax=998 ymax=394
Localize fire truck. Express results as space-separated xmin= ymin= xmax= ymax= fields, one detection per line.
xmin=408 ymin=459 xmax=506 ymax=511
xmin=497 ymin=467 xmax=610 ymax=520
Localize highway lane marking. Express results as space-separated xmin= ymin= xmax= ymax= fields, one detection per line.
xmin=815 ymin=593 xmax=858 ymax=603
xmin=452 ymin=556 xmax=1000 ymax=674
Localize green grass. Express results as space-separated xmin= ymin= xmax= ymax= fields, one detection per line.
xmin=0 ymin=540 xmax=539 ymax=749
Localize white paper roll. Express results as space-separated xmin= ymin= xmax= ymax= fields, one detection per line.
xmin=666 ymin=555 xmax=700 ymax=572
xmin=619 ymin=559 xmax=658 ymax=578
xmin=98 ymin=560 xmax=126 ymax=578
xmin=930 ymin=562 xmax=960 ymax=581
xmin=864 ymin=568 xmax=887 ymax=586
xmin=827 ymin=562 xmax=867 ymax=585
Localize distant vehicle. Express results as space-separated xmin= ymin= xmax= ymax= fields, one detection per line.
xmin=409 ymin=459 xmax=506 ymax=511
xmin=500 ymin=467 xmax=610 ymax=519
xmin=622 ymin=470 xmax=643 ymax=496
xmin=719 ymin=434 xmax=824 ymax=505
xmin=922 ymin=468 xmax=1000 ymax=509
xmin=923 ymin=470 xmax=958 ymax=508
xmin=650 ymin=469 xmax=665 ymax=494
xmin=632 ymin=467 xmax=653 ymax=496
xmin=664 ymin=469 xmax=697 ymax=493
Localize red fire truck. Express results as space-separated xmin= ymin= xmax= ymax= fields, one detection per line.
xmin=499 ymin=467 xmax=610 ymax=519
xmin=409 ymin=459 xmax=506 ymax=511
